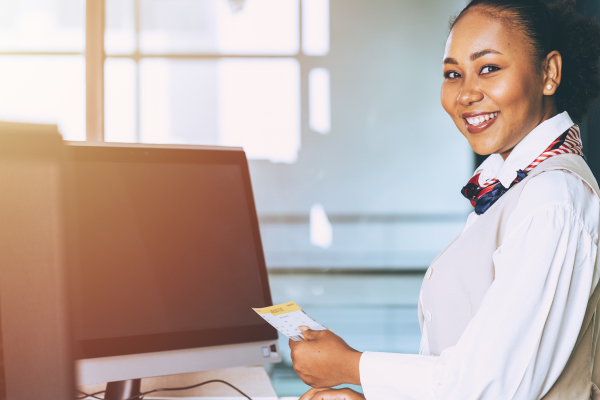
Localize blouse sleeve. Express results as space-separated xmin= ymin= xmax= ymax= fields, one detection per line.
xmin=361 ymin=197 xmax=598 ymax=399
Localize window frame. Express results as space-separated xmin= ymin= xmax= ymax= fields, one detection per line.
xmin=91 ymin=0 xmax=321 ymax=144
xmin=0 ymin=0 xmax=326 ymax=146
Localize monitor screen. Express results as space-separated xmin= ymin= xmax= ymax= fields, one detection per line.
xmin=64 ymin=145 xmax=277 ymax=360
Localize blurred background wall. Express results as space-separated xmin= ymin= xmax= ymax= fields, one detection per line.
xmin=0 ymin=0 xmax=497 ymax=396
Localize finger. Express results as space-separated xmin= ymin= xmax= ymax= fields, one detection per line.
xmin=298 ymin=392 xmax=312 ymax=400
xmin=298 ymin=389 xmax=315 ymax=400
xmin=299 ymin=325 xmax=311 ymax=339
xmin=312 ymin=389 xmax=365 ymax=400
xmin=301 ymin=327 xmax=321 ymax=340
xmin=309 ymin=389 xmax=347 ymax=400
xmin=299 ymin=387 xmax=329 ymax=400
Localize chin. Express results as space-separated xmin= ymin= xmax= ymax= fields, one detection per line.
xmin=457 ymin=120 xmax=504 ymax=157
xmin=467 ymin=139 xmax=497 ymax=157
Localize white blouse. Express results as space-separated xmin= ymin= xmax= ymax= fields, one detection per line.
xmin=360 ymin=112 xmax=600 ymax=400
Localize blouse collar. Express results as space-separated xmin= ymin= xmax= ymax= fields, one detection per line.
xmin=475 ymin=111 xmax=575 ymax=188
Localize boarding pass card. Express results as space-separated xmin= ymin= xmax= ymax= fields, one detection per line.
xmin=253 ymin=301 xmax=328 ymax=341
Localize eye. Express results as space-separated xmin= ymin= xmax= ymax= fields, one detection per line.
xmin=444 ymin=71 xmax=461 ymax=79
xmin=480 ymin=65 xmax=500 ymax=75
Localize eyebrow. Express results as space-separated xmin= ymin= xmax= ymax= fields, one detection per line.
xmin=443 ymin=49 xmax=503 ymax=65
xmin=470 ymin=48 xmax=503 ymax=61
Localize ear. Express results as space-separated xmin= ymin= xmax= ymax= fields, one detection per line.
xmin=543 ymin=51 xmax=562 ymax=96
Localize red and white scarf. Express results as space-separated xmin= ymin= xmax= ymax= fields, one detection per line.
xmin=461 ymin=125 xmax=583 ymax=215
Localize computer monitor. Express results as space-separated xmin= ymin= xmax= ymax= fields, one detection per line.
xmin=63 ymin=142 xmax=281 ymax=398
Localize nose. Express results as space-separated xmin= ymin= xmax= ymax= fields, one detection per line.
xmin=458 ymin=76 xmax=484 ymax=106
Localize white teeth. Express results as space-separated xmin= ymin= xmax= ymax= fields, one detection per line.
xmin=466 ymin=112 xmax=498 ymax=126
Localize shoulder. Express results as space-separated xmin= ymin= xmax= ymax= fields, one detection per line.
xmin=520 ymin=169 xmax=597 ymax=212
xmin=510 ymin=169 xmax=599 ymax=238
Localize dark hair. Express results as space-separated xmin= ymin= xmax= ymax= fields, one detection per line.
xmin=450 ymin=0 xmax=600 ymax=122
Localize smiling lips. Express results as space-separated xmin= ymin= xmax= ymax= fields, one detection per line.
xmin=463 ymin=111 xmax=500 ymax=134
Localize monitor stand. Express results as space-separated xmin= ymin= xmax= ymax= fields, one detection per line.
xmin=105 ymin=379 xmax=142 ymax=400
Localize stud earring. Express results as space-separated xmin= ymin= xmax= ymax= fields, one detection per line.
xmin=546 ymin=84 xmax=553 ymax=90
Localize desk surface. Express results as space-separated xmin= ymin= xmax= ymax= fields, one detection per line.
xmin=78 ymin=366 xmax=279 ymax=399
xmin=144 ymin=396 xmax=301 ymax=400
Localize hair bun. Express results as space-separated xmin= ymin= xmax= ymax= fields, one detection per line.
xmin=549 ymin=0 xmax=600 ymax=122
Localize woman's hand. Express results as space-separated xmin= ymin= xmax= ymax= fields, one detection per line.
xmin=289 ymin=326 xmax=362 ymax=388
xmin=299 ymin=388 xmax=366 ymax=400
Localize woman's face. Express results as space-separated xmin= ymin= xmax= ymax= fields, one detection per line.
xmin=441 ymin=10 xmax=552 ymax=158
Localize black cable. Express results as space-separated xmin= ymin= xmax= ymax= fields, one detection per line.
xmin=76 ymin=390 xmax=107 ymax=400
xmin=76 ymin=390 xmax=106 ymax=400
xmin=76 ymin=379 xmax=252 ymax=400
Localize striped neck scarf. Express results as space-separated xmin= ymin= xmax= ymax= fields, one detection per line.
xmin=461 ymin=125 xmax=583 ymax=215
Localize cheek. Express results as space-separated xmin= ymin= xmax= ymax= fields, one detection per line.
xmin=485 ymin=79 xmax=520 ymax=107
xmin=484 ymin=73 xmax=536 ymax=115
xmin=440 ymin=83 xmax=458 ymax=117
xmin=490 ymin=82 xmax=537 ymax=140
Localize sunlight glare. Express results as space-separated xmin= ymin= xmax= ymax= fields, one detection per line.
xmin=0 ymin=56 xmax=85 ymax=140
xmin=218 ymin=58 xmax=301 ymax=163
xmin=302 ymin=0 xmax=329 ymax=56
xmin=309 ymin=68 xmax=331 ymax=134
xmin=105 ymin=59 xmax=137 ymax=143
xmin=310 ymin=203 xmax=333 ymax=249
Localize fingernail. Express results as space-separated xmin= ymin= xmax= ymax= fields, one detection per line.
xmin=299 ymin=325 xmax=309 ymax=331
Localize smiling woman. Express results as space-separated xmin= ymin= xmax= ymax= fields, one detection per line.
xmin=289 ymin=1 xmax=600 ymax=399
xmin=441 ymin=0 xmax=600 ymax=159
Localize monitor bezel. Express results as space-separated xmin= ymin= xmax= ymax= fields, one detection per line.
xmin=63 ymin=143 xmax=278 ymax=360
